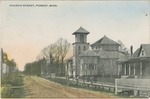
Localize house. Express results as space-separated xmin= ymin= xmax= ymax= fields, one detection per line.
xmin=0 ymin=48 xmax=17 ymax=75
xmin=66 ymin=27 xmax=127 ymax=78
xmin=79 ymin=37 xmax=127 ymax=78
xmin=0 ymin=48 xmax=9 ymax=75
xmin=119 ymin=44 xmax=150 ymax=78
xmin=0 ymin=48 xmax=4 ymax=74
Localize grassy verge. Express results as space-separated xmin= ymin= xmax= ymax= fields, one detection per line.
xmin=1 ymin=87 xmax=24 ymax=98
xmin=1 ymin=73 xmax=25 ymax=98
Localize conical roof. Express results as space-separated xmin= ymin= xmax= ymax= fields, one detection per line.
xmin=73 ymin=27 xmax=89 ymax=35
xmin=91 ymin=35 xmax=120 ymax=46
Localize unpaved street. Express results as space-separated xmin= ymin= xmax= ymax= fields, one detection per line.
xmin=24 ymin=76 xmax=117 ymax=98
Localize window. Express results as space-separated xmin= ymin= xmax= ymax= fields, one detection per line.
xmin=78 ymin=46 xmax=81 ymax=54
xmin=94 ymin=65 xmax=96 ymax=69
xmin=84 ymin=46 xmax=86 ymax=51
xmin=142 ymin=50 xmax=144 ymax=56
xmin=96 ymin=47 xmax=98 ymax=49
xmin=80 ymin=34 xmax=84 ymax=43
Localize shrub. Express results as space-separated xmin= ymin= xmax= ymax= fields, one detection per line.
xmin=1 ymin=73 xmax=23 ymax=86
xmin=1 ymin=87 xmax=24 ymax=98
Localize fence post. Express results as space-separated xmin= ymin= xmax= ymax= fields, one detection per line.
xmin=115 ymin=79 xmax=118 ymax=95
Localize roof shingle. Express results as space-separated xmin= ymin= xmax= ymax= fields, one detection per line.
xmin=91 ymin=35 xmax=120 ymax=46
xmin=140 ymin=44 xmax=150 ymax=57
xmin=73 ymin=27 xmax=89 ymax=35
xmin=80 ymin=49 xmax=99 ymax=57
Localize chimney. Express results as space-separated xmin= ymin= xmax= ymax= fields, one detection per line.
xmin=130 ymin=46 xmax=133 ymax=55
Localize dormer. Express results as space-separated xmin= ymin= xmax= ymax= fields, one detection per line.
xmin=138 ymin=44 xmax=150 ymax=57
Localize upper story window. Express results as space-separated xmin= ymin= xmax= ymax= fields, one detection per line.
xmin=80 ymin=34 xmax=84 ymax=43
xmin=142 ymin=50 xmax=144 ymax=56
xmin=84 ymin=46 xmax=86 ymax=51
xmin=78 ymin=46 xmax=81 ymax=54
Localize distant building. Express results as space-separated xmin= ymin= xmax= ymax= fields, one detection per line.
xmin=1 ymin=48 xmax=17 ymax=75
xmin=1 ymin=48 xmax=3 ymax=74
xmin=0 ymin=48 xmax=6 ymax=75
xmin=119 ymin=44 xmax=150 ymax=78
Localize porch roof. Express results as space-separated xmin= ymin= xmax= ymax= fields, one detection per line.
xmin=121 ymin=57 xmax=150 ymax=63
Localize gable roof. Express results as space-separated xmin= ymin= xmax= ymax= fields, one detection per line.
xmin=72 ymin=27 xmax=89 ymax=35
xmin=80 ymin=49 xmax=99 ymax=57
xmin=138 ymin=44 xmax=150 ymax=57
xmin=91 ymin=35 xmax=120 ymax=46
xmin=131 ymin=48 xmax=140 ymax=58
xmin=79 ymin=48 xmax=128 ymax=62
xmin=98 ymin=49 xmax=127 ymax=59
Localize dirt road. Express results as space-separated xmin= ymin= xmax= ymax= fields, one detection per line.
xmin=24 ymin=76 xmax=117 ymax=98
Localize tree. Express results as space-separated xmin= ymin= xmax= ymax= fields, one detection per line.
xmin=54 ymin=38 xmax=71 ymax=75
xmin=117 ymin=40 xmax=129 ymax=55
xmin=3 ymin=52 xmax=17 ymax=73
xmin=38 ymin=38 xmax=71 ymax=76
xmin=24 ymin=38 xmax=71 ymax=76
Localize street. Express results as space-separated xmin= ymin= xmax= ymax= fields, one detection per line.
xmin=23 ymin=76 xmax=117 ymax=98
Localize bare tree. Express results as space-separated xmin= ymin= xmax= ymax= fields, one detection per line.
xmin=118 ymin=40 xmax=129 ymax=55
xmin=37 ymin=38 xmax=71 ymax=76
xmin=54 ymin=38 xmax=71 ymax=75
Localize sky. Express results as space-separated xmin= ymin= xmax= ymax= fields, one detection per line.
xmin=0 ymin=1 xmax=150 ymax=71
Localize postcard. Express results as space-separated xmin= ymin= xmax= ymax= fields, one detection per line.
xmin=0 ymin=0 xmax=150 ymax=98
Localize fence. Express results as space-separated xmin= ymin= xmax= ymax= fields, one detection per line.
xmin=69 ymin=78 xmax=150 ymax=97
xmin=115 ymin=79 xmax=150 ymax=96
xmin=48 ymin=77 xmax=150 ymax=97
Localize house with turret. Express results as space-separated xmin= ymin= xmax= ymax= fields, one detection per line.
xmin=66 ymin=27 xmax=127 ymax=78
xmin=66 ymin=27 xmax=150 ymax=80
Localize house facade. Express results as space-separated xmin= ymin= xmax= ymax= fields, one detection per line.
xmin=119 ymin=44 xmax=150 ymax=78
xmin=0 ymin=48 xmax=4 ymax=74
xmin=66 ymin=27 xmax=127 ymax=78
xmin=79 ymin=41 xmax=127 ymax=78
xmin=1 ymin=48 xmax=17 ymax=75
xmin=72 ymin=27 xmax=90 ymax=77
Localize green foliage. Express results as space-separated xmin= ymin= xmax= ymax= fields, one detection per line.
xmin=1 ymin=87 xmax=24 ymax=98
xmin=3 ymin=52 xmax=17 ymax=67
xmin=1 ymin=73 xmax=23 ymax=86
xmin=23 ymin=59 xmax=45 ymax=76
xmin=1 ymin=73 xmax=24 ymax=98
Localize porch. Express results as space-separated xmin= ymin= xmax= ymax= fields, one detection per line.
xmin=121 ymin=57 xmax=150 ymax=78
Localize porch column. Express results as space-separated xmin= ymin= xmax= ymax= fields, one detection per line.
xmin=129 ymin=64 xmax=131 ymax=75
xmin=133 ymin=64 xmax=136 ymax=75
xmin=140 ymin=61 xmax=142 ymax=76
xmin=117 ymin=65 xmax=120 ymax=76
xmin=124 ymin=64 xmax=126 ymax=75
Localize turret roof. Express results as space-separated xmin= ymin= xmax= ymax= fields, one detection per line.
xmin=73 ymin=27 xmax=89 ymax=35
